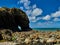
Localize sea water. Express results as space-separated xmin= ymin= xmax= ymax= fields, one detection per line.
xmin=33 ymin=28 xmax=60 ymax=31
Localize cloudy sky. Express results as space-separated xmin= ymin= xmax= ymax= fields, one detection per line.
xmin=0 ymin=0 xmax=60 ymax=28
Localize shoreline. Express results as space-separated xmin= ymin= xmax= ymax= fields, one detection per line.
xmin=33 ymin=28 xmax=60 ymax=32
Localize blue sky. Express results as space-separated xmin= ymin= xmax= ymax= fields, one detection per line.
xmin=0 ymin=0 xmax=60 ymax=28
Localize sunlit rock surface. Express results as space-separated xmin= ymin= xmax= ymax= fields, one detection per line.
xmin=0 ymin=29 xmax=60 ymax=45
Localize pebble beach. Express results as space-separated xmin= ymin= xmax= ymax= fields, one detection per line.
xmin=0 ymin=29 xmax=60 ymax=45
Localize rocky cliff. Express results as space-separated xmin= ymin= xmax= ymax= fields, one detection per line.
xmin=0 ymin=7 xmax=32 ymax=32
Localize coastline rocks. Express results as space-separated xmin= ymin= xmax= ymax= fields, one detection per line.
xmin=40 ymin=38 xmax=45 ymax=43
xmin=0 ymin=29 xmax=12 ymax=41
xmin=47 ymin=38 xmax=55 ymax=43
xmin=24 ymin=38 xmax=32 ymax=44
xmin=0 ymin=42 xmax=19 ymax=45
xmin=56 ymin=39 xmax=60 ymax=44
xmin=0 ymin=30 xmax=60 ymax=45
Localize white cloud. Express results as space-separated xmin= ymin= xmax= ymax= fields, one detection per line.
xmin=17 ymin=0 xmax=43 ymax=22
xmin=32 ymin=4 xmax=37 ymax=9
xmin=26 ymin=10 xmax=32 ymax=15
xmin=28 ymin=16 xmax=36 ymax=20
xmin=18 ymin=0 xmax=60 ymax=23
xmin=24 ymin=1 xmax=31 ymax=9
xmin=20 ymin=0 xmax=29 ymax=3
xmin=28 ymin=16 xmax=42 ymax=22
xmin=18 ymin=0 xmax=31 ymax=9
xmin=28 ymin=8 xmax=43 ymax=22
xmin=31 ymin=8 xmax=43 ymax=16
xmin=20 ymin=7 xmax=24 ymax=10
xmin=24 ymin=5 xmax=30 ymax=9
xmin=53 ymin=18 xmax=60 ymax=21
xmin=28 ymin=16 xmax=37 ymax=22
xmin=36 ymin=17 xmax=42 ymax=20
xmin=51 ymin=10 xmax=60 ymax=17
xmin=31 ymin=19 xmax=37 ymax=22
xmin=43 ymin=15 xmax=51 ymax=20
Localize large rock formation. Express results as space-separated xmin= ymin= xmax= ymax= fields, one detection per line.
xmin=0 ymin=7 xmax=32 ymax=32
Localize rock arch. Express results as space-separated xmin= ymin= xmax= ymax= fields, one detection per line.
xmin=0 ymin=7 xmax=32 ymax=32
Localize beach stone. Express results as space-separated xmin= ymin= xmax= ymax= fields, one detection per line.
xmin=0 ymin=30 xmax=60 ymax=45
xmin=46 ymin=37 xmax=56 ymax=44
xmin=24 ymin=38 xmax=32 ymax=44
xmin=46 ymin=42 xmax=53 ymax=45
xmin=0 ymin=42 xmax=18 ymax=45
xmin=40 ymin=39 xmax=45 ymax=43
xmin=0 ymin=29 xmax=12 ymax=41
xmin=18 ymin=42 xmax=26 ymax=45
xmin=33 ymin=39 xmax=44 ymax=45
xmin=56 ymin=39 xmax=60 ymax=44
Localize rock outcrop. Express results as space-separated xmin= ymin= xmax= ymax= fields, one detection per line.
xmin=0 ymin=7 xmax=32 ymax=32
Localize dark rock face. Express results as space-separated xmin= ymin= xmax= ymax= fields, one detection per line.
xmin=0 ymin=7 xmax=32 ymax=32
xmin=0 ymin=34 xmax=3 ymax=40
